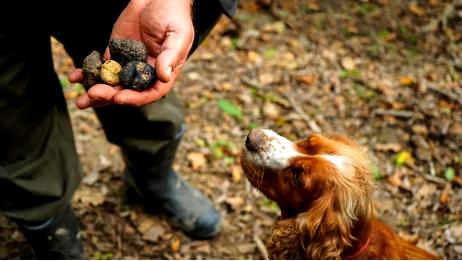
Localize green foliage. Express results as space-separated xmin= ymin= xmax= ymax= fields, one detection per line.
xmin=352 ymin=83 xmax=377 ymax=101
xmin=218 ymin=99 xmax=243 ymax=120
xmin=211 ymin=140 xmax=237 ymax=160
xmin=230 ymin=37 xmax=240 ymax=50
xmin=371 ymin=165 xmax=384 ymax=181
xmin=92 ymin=252 xmax=113 ymax=260
xmin=339 ymin=69 xmax=361 ymax=80
xmin=248 ymin=122 xmax=258 ymax=129
xmin=263 ymin=47 xmax=278 ymax=59
xmin=74 ymin=83 xmax=86 ymax=94
xmin=356 ymin=3 xmax=378 ymax=16
xmin=444 ymin=167 xmax=455 ymax=181
xmin=60 ymin=77 xmax=71 ymax=89
xmin=259 ymin=198 xmax=280 ymax=213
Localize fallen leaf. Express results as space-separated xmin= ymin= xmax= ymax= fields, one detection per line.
xmin=137 ymin=216 xmax=156 ymax=233
xmin=341 ymin=57 xmax=356 ymax=71
xmin=231 ymin=165 xmax=243 ymax=183
xmin=73 ymin=186 xmax=105 ymax=206
xmin=295 ymin=74 xmax=318 ymax=86
xmin=187 ymin=152 xmax=207 ymax=170
xmin=170 ymin=237 xmax=181 ymax=252
xmin=388 ymin=170 xmax=402 ymax=187
xmin=440 ymin=184 xmax=451 ymax=205
xmin=399 ymin=76 xmax=415 ymax=86
xmin=409 ymin=2 xmax=425 ymax=16
xmin=306 ymin=0 xmax=320 ymax=11
xmin=142 ymin=224 xmax=166 ymax=243
xmin=445 ymin=167 xmax=455 ymax=181
xmin=394 ymin=151 xmax=415 ymax=166
xmin=452 ymin=176 xmax=462 ymax=187
xmin=82 ymin=171 xmax=100 ymax=186
xmin=247 ymin=51 xmax=262 ymax=64
xmin=374 ymin=143 xmax=401 ymax=152
xmin=263 ymin=102 xmax=280 ymax=119
xmin=225 ymin=197 xmax=245 ymax=211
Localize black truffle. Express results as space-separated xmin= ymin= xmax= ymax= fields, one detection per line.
xmin=109 ymin=39 xmax=148 ymax=66
xmin=120 ymin=61 xmax=157 ymax=91
xmin=82 ymin=51 xmax=104 ymax=88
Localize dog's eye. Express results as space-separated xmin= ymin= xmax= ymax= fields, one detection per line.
xmin=291 ymin=167 xmax=304 ymax=187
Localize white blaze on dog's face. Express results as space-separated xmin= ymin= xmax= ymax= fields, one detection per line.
xmin=244 ymin=129 xmax=304 ymax=170
xmin=241 ymin=128 xmax=373 ymax=217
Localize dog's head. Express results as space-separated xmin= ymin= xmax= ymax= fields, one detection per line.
xmin=241 ymin=129 xmax=375 ymax=259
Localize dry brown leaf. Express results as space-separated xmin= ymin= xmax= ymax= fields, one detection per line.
xmin=399 ymin=76 xmax=415 ymax=86
xmin=374 ymin=143 xmax=401 ymax=152
xmin=225 ymin=197 xmax=245 ymax=211
xmin=295 ymin=74 xmax=318 ymax=86
xmin=263 ymin=102 xmax=280 ymax=119
xmin=388 ymin=170 xmax=402 ymax=187
xmin=137 ymin=216 xmax=156 ymax=234
xmin=409 ymin=2 xmax=425 ymax=16
xmin=170 ymin=237 xmax=181 ymax=252
xmin=247 ymin=51 xmax=262 ymax=64
xmin=142 ymin=224 xmax=166 ymax=243
xmin=187 ymin=152 xmax=207 ymax=170
xmin=439 ymin=184 xmax=451 ymax=205
xmin=306 ymin=0 xmax=320 ymax=11
xmin=452 ymin=176 xmax=462 ymax=187
xmin=231 ymin=165 xmax=243 ymax=183
xmin=73 ymin=186 xmax=105 ymax=206
xmin=341 ymin=57 xmax=356 ymax=71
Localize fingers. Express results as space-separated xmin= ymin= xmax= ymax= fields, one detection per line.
xmin=69 ymin=69 xmax=84 ymax=83
xmin=113 ymin=76 xmax=175 ymax=106
xmin=155 ymin=28 xmax=194 ymax=83
xmin=76 ymin=84 xmax=122 ymax=109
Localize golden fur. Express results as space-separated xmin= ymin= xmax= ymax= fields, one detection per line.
xmin=241 ymin=132 xmax=440 ymax=259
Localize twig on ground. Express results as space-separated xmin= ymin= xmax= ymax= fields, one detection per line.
xmin=372 ymin=109 xmax=414 ymax=118
xmin=428 ymin=85 xmax=462 ymax=106
xmin=283 ymin=92 xmax=322 ymax=133
xmin=253 ymin=235 xmax=269 ymax=260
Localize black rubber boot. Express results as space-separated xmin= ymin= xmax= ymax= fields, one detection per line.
xmin=14 ymin=205 xmax=85 ymax=260
xmin=123 ymin=137 xmax=221 ymax=239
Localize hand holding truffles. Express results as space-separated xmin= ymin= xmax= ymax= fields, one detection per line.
xmin=82 ymin=39 xmax=157 ymax=91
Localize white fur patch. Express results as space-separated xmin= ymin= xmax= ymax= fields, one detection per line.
xmin=245 ymin=129 xmax=303 ymax=170
xmin=320 ymin=155 xmax=347 ymax=170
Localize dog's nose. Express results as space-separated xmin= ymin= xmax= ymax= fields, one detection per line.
xmin=245 ymin=129 xmax=264 ymax=152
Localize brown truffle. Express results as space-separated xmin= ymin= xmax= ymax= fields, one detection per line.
xmin=109 ymin=39 xmax=148 ymax=66
xmin=120 ymin=61 xmax=157 ymax=91
xmin=82 ymin=51 xmax=104 ymax=88
xmin=100 ymin=60 xmax=122 ymax=86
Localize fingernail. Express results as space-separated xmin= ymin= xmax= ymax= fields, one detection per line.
xmin=167 ymin=66 xmax=172 ymax=76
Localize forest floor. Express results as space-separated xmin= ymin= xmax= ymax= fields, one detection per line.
xmin=1 ymin=0 xmax=462 ymax=259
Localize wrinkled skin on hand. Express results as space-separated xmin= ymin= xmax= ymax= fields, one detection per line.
xmin=69 ymin=0 xmax=194 ymax=109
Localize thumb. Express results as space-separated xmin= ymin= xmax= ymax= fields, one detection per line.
xmin=155 ymin=29 xmax=194 ymax=83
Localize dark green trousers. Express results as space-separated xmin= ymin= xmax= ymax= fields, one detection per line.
xmin=0 ymin=0 xmax=223 ymax=222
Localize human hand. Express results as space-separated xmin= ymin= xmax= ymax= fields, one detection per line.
xmin=69 ymin=0 xmax=194 ymax=109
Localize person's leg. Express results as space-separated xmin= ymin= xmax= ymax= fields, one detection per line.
xmin=0 ymin=31 xmax=84 ymax=258
xmin=57 ymin=0 xmax=224 ymax=239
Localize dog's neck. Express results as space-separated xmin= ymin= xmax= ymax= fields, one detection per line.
xmin=280 ymin=208 xmax=373 ymax=259
xmin=341 ymin=215 xmax=372 ymax=259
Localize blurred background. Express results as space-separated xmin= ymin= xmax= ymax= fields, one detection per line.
xmin=1 ymin=0 xmax=461 ymax=259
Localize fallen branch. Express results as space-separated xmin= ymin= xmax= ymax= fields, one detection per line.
xmin=428 ymin=85 xmax=462 ymax=106
xmin=372 ymin=109 xmax=414 ymax=118
xmin=253 ymin=235 xmax=269 ymax=260
xmin=283 ymin=92 xmax=322 ymax=133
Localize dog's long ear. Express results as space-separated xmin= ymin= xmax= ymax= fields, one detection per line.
xmin=297 ymin=191 xmax=356 ymax=259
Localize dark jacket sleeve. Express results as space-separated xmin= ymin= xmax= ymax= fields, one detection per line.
xmin=218 ymin=0 xmax=240 ymax=17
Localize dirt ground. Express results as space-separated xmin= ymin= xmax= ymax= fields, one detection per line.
xmin=1 ymin=0 xmax=462 ymax=259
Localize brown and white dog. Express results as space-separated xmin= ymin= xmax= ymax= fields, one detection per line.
xmin=241 ymin=129 xmax=439 ymax=259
